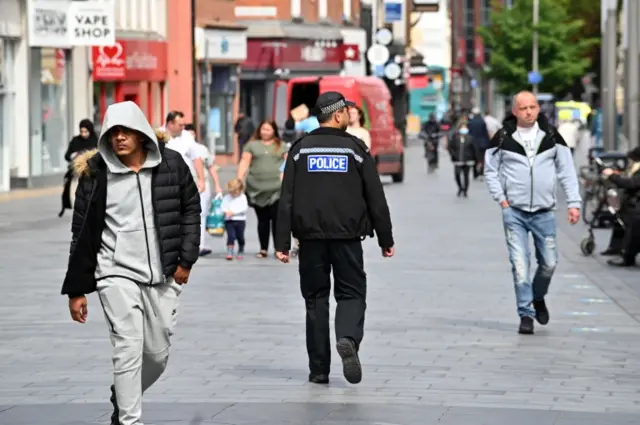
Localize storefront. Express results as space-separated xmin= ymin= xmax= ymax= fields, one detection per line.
xmin=91 ymin=39 xmax=168 ymax=131
xmin=195 ymin=27 xmax=247 ymax=159
xmin=239 ymin=22 xmax=345 ymax=124
xmin=0 ymin=9 xmax=20 ymax=191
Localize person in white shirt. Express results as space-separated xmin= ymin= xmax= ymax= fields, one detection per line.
xmin=483 ymin=110 xmax=502 ymax=139
xmin=221 ymin=178 xmax=249 ymax=260
xmin=557 ymin=119 xmax=580 ymax=156
xmin=185 ymin=124 xmax=223 ymax=256
xmin=164 ymin=111 xmax=206 ymax=193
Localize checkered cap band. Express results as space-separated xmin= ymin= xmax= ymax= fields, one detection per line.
xmin=320 ymin=100 xmax=346 ymax=116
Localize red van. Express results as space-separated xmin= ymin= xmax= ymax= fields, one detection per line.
xmin=272 ymin=76 xmax=405 ymax=183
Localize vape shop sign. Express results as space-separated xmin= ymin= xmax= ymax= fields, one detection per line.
xmin=27 ymin=0 xmax=115 ymax=47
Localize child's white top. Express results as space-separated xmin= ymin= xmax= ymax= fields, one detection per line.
xmin=220 ymin=193 xmax=248 ymax=221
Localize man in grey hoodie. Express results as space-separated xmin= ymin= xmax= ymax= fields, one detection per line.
xmin=484 ymin=91 xmax=581 ymax=335
xmin=61 ymin=101 xmax=201 ymax=425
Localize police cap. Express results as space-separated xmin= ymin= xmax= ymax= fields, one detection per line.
xmin=313 ymin=91 xmax=356 ymax=117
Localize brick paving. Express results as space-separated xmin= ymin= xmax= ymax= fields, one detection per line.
xmin=1 ymin=143 xmax=639 ymax=424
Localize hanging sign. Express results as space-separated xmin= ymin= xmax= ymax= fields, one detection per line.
xmin=27 ymin=0 xmax=115 ymax=47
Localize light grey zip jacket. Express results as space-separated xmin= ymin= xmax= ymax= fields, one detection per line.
xmin=484 ymin=115 xmax=581 ymax=212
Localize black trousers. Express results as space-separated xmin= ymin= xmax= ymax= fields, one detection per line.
xmin=253 ymin=201 xmax=279 ymax=251
xmin=454 ymin=165 xmax=471 ymax=192
xmin=298 ymin=239 xmax=367 ymax=375
xmin=622 ymin=215 xmax=640 ymax=263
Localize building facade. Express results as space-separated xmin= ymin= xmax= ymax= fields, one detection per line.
xmin=91 ymin=0 xmax=169 ymax=131
xmin=194 ymin=0 xmax=248 ymax=163
xmin=450 ymin=0 xmax=506 ymax=119
xmin=235 ymin=0 xmax=365 ymax=131
xmin=9 ymin=0 xmax=97 ymax=190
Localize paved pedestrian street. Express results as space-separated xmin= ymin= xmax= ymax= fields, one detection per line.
xmin=2 ymin=143 xmax=640 ymax=425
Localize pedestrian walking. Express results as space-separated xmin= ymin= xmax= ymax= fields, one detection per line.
xmin=484 ymin=91 xmax=581 ymax=335
xmin=184 ymin=124 xmax=223 ymax=256
xmin=448 ymin=118 xmax=477 ymax=197
xmin=59 ymin=119 xmax=98 ymax=217
xmin=61 ymin=101 xmax=201 ymax=425
xmin=236 ymin=120 xmax=288 ymax=258
xmin=274 ymin=92 xmax=395 ymax=385
xmin=164 ymin=111 xmax=206 ymax=194
xmin=467 ymin=107 xmax=491 ymax=179
xmin=221 ymin=178 xmax=249 ymax=260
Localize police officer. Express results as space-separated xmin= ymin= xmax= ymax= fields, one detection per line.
xmin=274 ymin=91 xmax=395 ymax=385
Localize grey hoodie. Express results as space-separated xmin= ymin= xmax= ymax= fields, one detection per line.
xmin=94 ymin=101 xmax=165 ymax=285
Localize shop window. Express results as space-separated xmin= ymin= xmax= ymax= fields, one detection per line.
xmin=31 ymin=48 xmax=71 ymax=176
xmin=201 ymin=65 xmax=235 ymax=155
xmin=93 ymin=82 xmax=116 ymax=134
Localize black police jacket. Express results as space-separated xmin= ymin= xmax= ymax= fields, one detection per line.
xmin=274 ymin=127 xmax=394 ymax=251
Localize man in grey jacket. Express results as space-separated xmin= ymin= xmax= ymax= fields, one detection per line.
xmin=62 ymin=101 xmax=201 ymax=425
xmin=484 ymin=91 xmax=581 ymax=335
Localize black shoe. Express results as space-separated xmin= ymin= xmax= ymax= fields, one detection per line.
xmin=533 ymin=299 xmax=549 ymax=325
xmin=308 ymin=374 xmax=329 ymax=384
xmin=336 ymin=338 xmax=362 ymax=384
xmin=600 ymin=248 xmax=622 ymax=256
xmin=110 ymin=385 xmax=120 ymax=425
xmin=518 ymin=317 xmax=534 ymax=335
xmin=607 ymin=258 xmax=636 ymax=267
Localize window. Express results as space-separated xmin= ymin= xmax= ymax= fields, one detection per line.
xmin=360 ymin=99 xmax=371 ymax=130
xmin=481 ymin=0 xmax=491 ymax=25
xmin=291 ymin=0 xmax=301 ymax=18
xmin=319 ymin=0 xmax=328 ymax=19
xmin=343 ymin=0 xmax=351 ymax=20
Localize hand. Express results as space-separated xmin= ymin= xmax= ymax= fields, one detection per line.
xmin=69 ymin=296 xmax=88 ymax=323
xmin=224 ymin=211 xmax=233 ymax=218
xmin=276 ymin=251 xmax=289 ymax=263
xmin=601 ymin=168 xmax=614 ymax=177
xmin=215 ymin=185 xmax=223 ymax=195
xmin=500 ymin=200 xmax=510 ymax=209
xmin=173 ymin=265 xmax=191 ymax=284
xmin=197 ymin=179 xmax=206 ymax=193
xmin=568 ymin=207 xmax=580 ymax=225
xmin=381 ymin=247 xmax=394 ymax=258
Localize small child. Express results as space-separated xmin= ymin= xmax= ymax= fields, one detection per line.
xmin=221 ymin=178 xmax=248 ymax=260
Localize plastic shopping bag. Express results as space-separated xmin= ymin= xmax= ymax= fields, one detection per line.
xmin=206 ymin=194 xmax=225 ymax=236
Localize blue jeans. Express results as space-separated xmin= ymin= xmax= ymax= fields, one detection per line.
xmin=502 ymin=207 xmax=558 ymax=318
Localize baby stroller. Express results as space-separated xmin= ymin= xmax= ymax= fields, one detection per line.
xmin=580 ymin=156 xmax=626 ymax=256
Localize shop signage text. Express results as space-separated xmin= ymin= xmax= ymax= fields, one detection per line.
xmin=27 ymin=0 xmax=115 ymax=48
xmin=243 ymin=40 xmax=343 ymax=71
xmin=92 ymin=39 xmax=168 ymax=82
xmin=195 ymin=28 xmax=247 ymax=61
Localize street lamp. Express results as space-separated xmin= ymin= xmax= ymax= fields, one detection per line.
xmin=602 ymin=0 xmax=617 ymax=151
xmin=532 ymin=0 xmax=539 ymax=95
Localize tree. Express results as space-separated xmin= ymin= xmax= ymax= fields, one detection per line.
xmin=477 ymin=0 xmax=599 ymax=96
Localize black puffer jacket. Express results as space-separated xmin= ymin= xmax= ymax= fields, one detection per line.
xmin=61 ymin=131 xmax=201 ymax=298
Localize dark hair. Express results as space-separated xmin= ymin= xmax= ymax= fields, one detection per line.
xmin=165 ymin=110 xmax=184 ymax=124
xmin=252 ymin=120 xmax=281 ymax=149
xmin=184 ymin=123 xmax=196 ymax=132
xmin=351 ymin=106 xmax=365 ymax=127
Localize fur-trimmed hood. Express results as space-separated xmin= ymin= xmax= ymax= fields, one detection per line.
xmin=72 ymin=126 xmax=169 ymax=177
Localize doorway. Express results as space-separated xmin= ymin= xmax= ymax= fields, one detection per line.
xmin=124 ymin=93 xmax=139 ymax=104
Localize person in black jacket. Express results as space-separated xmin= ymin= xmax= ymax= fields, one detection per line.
xmin=59 ymin=119 xmax=98 ymax=217
xmin=448 ymin=118 xmax=477 ymax=197
xmin=602 ymin=146 xmax=640 ymax=267
xmin=61 ymin=101 xmax=201 ymax=425
xmin=467 ymin=107 xmax=491 ymax=179
xmin=275 ymin=91 xmax=394 ymax=386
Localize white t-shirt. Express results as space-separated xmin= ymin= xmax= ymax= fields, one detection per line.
xmin=220 ymin=193 xmax=248 ymax=221
xmin=516 ymin=122 xmax=541 ymax=165
xmin=166 ymin=132 xmax=205 ymax=179
xmin=193 ymin=143 xmax=215 ymax=191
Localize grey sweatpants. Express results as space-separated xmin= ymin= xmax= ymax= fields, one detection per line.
xmin=97 ymin=277 xmax=182 ymax=425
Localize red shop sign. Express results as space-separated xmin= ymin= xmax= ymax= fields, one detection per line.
xmin=92 ymin=39 xmax=168 ymax=82
xmin=474 ymin=35 xmax=485 ymax=66
xmin=243 ymin=40 xmax=343 ymax=71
